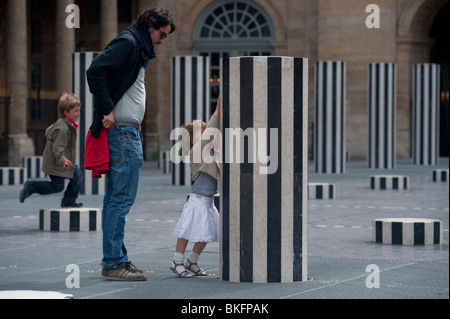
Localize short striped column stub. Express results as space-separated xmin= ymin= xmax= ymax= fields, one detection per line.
xmin=0 ymin=167 xmax=26 ymax=186
xmin=171 ymin=56 xmax=211 ymax=186
xmin=373 ymin=218 xmax=443 ymax=245
xmin=432 ymin=169 xmax=449 ymax=182
xmin=314 ymin=61 xmax=346 ymax=174
xmin=22 ymin=156 xmax=47 ymax=179
xmin=72 ymin=52 xmax=106 ymax=195
xmin=412 ymin=63 xmax=440 ymax=166
xmin=370 ymin=175 xmax=410 ymax=190
xmin=39 ymin=208 xmax=102 ymax=232
xmin=368 ymin=63 xmax=397 ymax=169
xmin=220 ymin=56 xmax=308 ymax=283
xmin=308 ymin=183 xmax=336 ymax=199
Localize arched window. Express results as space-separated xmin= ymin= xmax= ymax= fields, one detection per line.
xmin=198 ymin=1 xmax=273 ymax=39
xmin=193 ymin=0 xmax=275 ymax=110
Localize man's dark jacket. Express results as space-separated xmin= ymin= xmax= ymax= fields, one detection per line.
xmin=87 ymin=26 xmax=156 ymax=138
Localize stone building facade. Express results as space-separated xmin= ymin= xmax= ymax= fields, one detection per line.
xmin=0 ymin=0 xmax=448 ymax=166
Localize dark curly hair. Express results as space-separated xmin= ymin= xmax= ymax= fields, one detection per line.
xmin=134 ymin=8 xmax=176 ymax=34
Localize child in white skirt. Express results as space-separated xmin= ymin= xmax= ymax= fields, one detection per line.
xmin=171 ymin=98 xmax=221 ymax=278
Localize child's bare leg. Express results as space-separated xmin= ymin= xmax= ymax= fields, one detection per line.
xmin=192 ymin=242 xmax=207 ymax=255
xmin=176 ymin=238 xmax=189 ymax=254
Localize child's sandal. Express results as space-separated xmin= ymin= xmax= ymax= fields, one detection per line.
xmin=185 ymin=259 xmax=207 ymax=276
xmin=170 ymin=261 xmax=194 ymax=278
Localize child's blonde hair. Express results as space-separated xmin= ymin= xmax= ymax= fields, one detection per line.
xmin=58 ymin=93 xmax=81 ymax=118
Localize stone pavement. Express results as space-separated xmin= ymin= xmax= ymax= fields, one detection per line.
xmin=0 ymin=159 xmax=448 ymax=302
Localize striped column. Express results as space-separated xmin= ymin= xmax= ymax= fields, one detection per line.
xmin=0 ymin=167 xmax=26 ymax=186
xmin=373 ymin=218 xmax=442 ymax=245
xmin=314 ymin=61 xmax=346 ymax=174
xmin=171 ymin=56 xmax=210 ymax=186
xmin=412 ymin=63 xmax=440 ymax=165
xmin=39 ymin=208 xmax=102 ymax=232
xmin=22 ymin=156 xmax=47 ymax=179
xmin=432 ymin=169 xmax=448 ymax=182
xmin=368 ymin=63 xmax=397 ymax=169
xmin=72 ymin=52 xmax=105 ymax=195
xmin=308 ymin=183 xmax=336 ymax=199
xmin=220 ymin=56 xmax=308 ymax=283
xmin=158 ymin=150 xmax=171 ymax=174
xmin=370 ymin=175 xmax=410 ymax=190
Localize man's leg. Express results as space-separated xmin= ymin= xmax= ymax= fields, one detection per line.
xmin=101 ymin=127 xmax=145 ymax=280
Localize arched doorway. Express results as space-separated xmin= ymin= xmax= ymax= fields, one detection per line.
xmin=430 ymin=2 xmax=449 ymax=156
xmin=396 ymin=0 xmax=448 ymax=159
xmin=193 ymin=0 xmax=275 ymax=112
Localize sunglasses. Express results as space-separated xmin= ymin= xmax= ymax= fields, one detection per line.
xmin=159 ymin=29 xmax=168 ymax=40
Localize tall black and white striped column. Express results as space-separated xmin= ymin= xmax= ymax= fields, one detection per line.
xmin=368 ymin=63 xmax=397 ymax=169
xmin=314 ymin=61 xmax=346 ymax=174
xmin=412 ymin=63 xmax=440 ymax=166
xmin=72 ymin=52 xmax=105 ymax=195
xmin=220 ymin=57 xmax=308 ymax=283
xmin=171 ymin=56 xmax=210 ymax=186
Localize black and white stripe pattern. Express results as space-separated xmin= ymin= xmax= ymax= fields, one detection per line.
xmin=0 ymin=167 xmax=26 ymax=186
xmin=412 ymin=63 xmax=440 ymax=166
xmin=314 ymin=61 xmax=346 ymax=174
xmin=220 ymin=56 xmax=308 ymax=283
xmin=39 ymin=208 xmax=102 ymax=232
xmin=171 ymin=56 xmax=210 ymax=186
xmin=72 ymin=52 xmax=105 ymax=195
xmin=22 ymin=156 xmax=47 ymax=179
xmin=370 ymin=175 xmax=409 ymax=189
xmin=373 ymin=218 xmax=443 ymax=245
xmin=308 ymin=183 xmax=336 ymax=199
xmin=158 ymin=150 xmax=171 ymax=174
xmin=368 ymin=63 xmax=397 ymax=169
xmin=432 ymin=169 xmax=448 ymax=182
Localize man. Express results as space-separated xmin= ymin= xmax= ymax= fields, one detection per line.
xmin=87 ymin=8 xmax=175 ymax=281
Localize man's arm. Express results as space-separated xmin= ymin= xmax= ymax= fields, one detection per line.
xmin=86 ymin=36 xmax=134 ymax=117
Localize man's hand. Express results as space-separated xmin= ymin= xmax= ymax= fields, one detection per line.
xmin=102 ymin=112 xmax=116 ymax=130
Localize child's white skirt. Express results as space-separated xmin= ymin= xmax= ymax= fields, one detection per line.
xmin=172 ymin=194 xmax=219 ymax=243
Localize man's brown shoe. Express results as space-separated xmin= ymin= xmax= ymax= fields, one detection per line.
xmin=102 ymin=262 xmax=147 ymax=281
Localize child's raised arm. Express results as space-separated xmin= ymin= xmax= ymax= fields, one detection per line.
xmin=213 ymin=96 xmax=220 ymax=117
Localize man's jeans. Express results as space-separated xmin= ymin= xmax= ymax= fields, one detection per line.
xmin=102 ymin=125 xmax=143 ymax=268
xmin=25 ymin=167 xmax=82 ymax=204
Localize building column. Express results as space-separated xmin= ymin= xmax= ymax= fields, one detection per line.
xmin=72 ymin=52 xmax=106 ymax=195
xmin=100 ymin=0 xmax=118 ymax=50
xmin=314 ymin=61 xmax=346 ymax=174
xmin=6 ymin=0 xmax=34 ymax=166
xmin=55 ymin=0 xmax=75 ymax=95
xmin=220 ymin=57 xmax=309 ymax=283
xmin=412 ymin=63 xmax=441 ymax=166
xmin=368 ymin=63 xmax=397 ymax=169
xmin=171 ymin=56 xmax=210 ymax=186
